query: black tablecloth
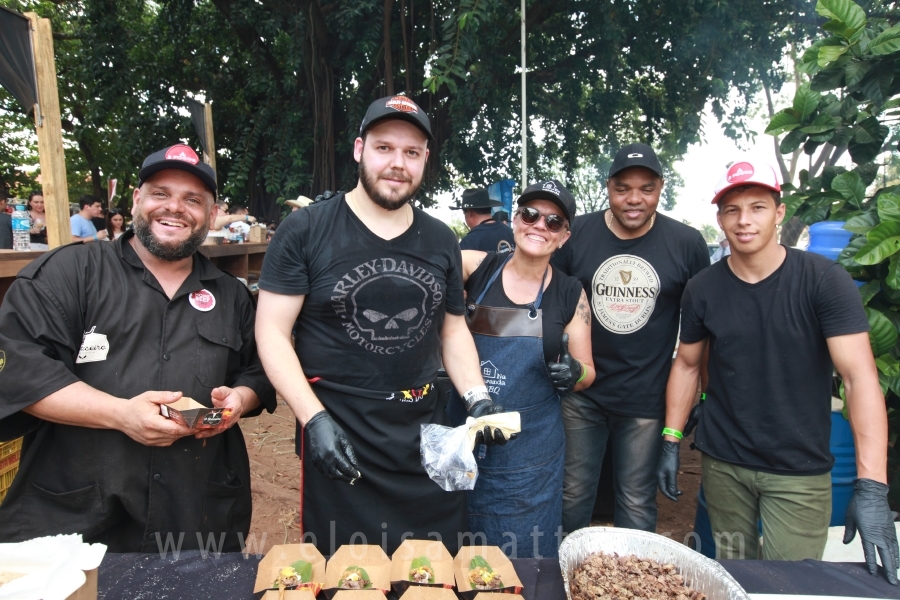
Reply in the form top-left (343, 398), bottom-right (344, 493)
top-left (98, 552), bottom-right (899, 599)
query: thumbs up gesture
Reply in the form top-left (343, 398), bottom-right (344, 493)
top-left (547, 333), bottom-right (584, 393)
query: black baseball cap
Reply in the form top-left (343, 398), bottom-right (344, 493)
top-left (608, 143), bottom-right (663, 179)
top-left (493, 210), bottom-right (510, 222)
top-left (450, 187), bottom-right (502, 210)
top-left (359, 95), bottom-right (433, 141)
top-left (516, 179), bottom-right (577, 223)
top-left (138, 144), bottom-right (217, 198)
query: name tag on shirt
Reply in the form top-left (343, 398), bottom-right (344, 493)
top-left (76, 326), bottom-right (110, 363)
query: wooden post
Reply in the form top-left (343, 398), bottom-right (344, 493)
top-left (25, 12), bottom-right (69, 249)
top-left (203, 102), bottom-right (216, 173)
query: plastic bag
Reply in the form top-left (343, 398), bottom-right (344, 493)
top-left (420, 413), bottom-right (521, 492)
top-left (420, 422), bottom-right (479, 491)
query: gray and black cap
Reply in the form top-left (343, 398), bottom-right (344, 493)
top-left (359, 95), bottom-right (433, 141)
top-left (608, 143), bottom-right (663, 179)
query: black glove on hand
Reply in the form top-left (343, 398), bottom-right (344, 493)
top-left (468, 399), bottom-right (513, 446)
top-left (683, 402), bottom-right (704, 438)
top-left (656, 440), bottom-right (683, 502)
top-left (843, 478), bottom-right (899, 585)
top-left (305, 410), bottom-right (360, 483)
top-left (547, 333), bottom-right (584, 393)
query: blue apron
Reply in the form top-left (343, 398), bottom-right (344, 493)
top-left (452, 254), bottom-right (565, 558)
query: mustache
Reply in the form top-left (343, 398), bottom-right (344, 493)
top-left (378, 170), bottom-right (412, 184)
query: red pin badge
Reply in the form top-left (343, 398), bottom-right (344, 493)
top-left (189, 289), bottom-right (216, 312)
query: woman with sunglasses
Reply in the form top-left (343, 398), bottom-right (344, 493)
top-left (452, 179), bottom-right (595, 558)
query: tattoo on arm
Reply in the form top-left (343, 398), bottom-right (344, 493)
top-left (577, 291), bottom-right (591, 325)
top-left (474, 255), bottom-right (485, 269)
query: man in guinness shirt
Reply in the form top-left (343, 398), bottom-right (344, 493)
top-left (552, 143), bottom-right (709, 533)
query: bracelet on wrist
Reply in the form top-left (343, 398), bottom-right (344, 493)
top-left (463, 386), bottom-right (491, 410)
top-left (92, 233), bottom-right (98, 241)
top-left (662, 427), bottom-right (683, 440)
top-left (576, 360), bottom-right (587, 384)
top-left (699, 392), bottom-right (707, 402)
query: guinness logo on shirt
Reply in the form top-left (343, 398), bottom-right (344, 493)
top-left (591, 255), bottom-right (659, 334)
top-left (331, 258), bottom-right (444, 355)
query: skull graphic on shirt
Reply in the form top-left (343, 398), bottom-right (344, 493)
top-left (351, 274), bottom-right (428, 341)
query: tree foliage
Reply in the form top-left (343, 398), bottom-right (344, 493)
top-left (769, 0), bottom-right (900, 505)
top-left (2, 0), bottom-right (822, 219)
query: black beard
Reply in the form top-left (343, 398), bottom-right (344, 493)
top-left (133, 212), bottom-right (207, 261)
top-left (358, 157), bottom-right (421, 211)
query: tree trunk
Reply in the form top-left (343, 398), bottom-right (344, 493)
top-left (780, 216), bottom-right (806, 247)
top-left (383, 0), bottom-right (395, 95)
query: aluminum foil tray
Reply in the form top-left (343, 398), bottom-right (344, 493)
top-left (559, 527), bottom-right (750, 600)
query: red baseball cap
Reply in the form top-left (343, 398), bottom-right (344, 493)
top-left (712, 160), bottom-right (781, 205)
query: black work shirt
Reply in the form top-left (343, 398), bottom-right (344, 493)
top-left (0, 232), bottom-right (275, 551)
top-left (459, 219), bottom-right (515, 253)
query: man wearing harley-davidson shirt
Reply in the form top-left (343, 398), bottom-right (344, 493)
top-left (257, 96), bottom-right (510, 555)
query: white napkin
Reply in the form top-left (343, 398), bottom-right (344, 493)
top-left (0, 534), bottom-right (107, 599)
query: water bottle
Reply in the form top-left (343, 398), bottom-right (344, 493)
top-left (11, 202), bottom-right (31, 251)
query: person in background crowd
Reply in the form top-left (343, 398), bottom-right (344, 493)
top-left (256, 95), bottom-right (509, 555)
top-left (658, 160), bottom-right (898, 583)
top-left (710, 233), bottom-right (730, 263)
top-left (552, 143), bottom-right (709, 535)
top-left (71, 195), bottom-right (107, 242)
top-left (27, 192), bottom-right (48, 248)
top-left (452, 188), bottom-right (515, 253)
top-left (0, 194), bottom-right (11, 250)
top-left (451, 179), bottom-right (594, 558)
top-left (284, 195), bottom-right (312, 212)
top-left (493, 209), bottom-right (510, 226)
top-left (106, 208), bottom-right (128, 240)
top-left (92, 205), bottom-right (108, 235)
top-left (229, 206), bottom-right (252, 239)
top-left (0, 143), bottom-right (275, 552)
top-left (207, 200), bottom-right (256, 241)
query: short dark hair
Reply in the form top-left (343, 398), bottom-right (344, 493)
top-left (717, 185), bottom-right (781, 208)
top-left (79, 194), bottom-right (103, 210)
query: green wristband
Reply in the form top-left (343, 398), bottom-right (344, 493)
top-left (700, 392), bottom-right (707, 402)
top-left (576, 360), bottom-right (587, 384)
top-left (662, 427), bottom-right (683, 440)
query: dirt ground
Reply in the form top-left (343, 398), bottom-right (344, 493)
top-left (242, 400), bottom-right (702, 553)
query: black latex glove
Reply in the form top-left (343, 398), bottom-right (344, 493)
top-left (547, 333), bottom-right (584, 393)
top-left (683, 402), bottom-right (704, 438)
top-left (305, 410), bottom-right (360, 483)
top-left (656, 440), bottom-right (683, 502)
top-left (468, 399), bottom-right (514, 446)
top-left (843, 478), bottom-right (899, 585)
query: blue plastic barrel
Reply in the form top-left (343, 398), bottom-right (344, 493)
top-left (807, 221), bottom-right (852, 261)
top-left (829, 410), bottom-right (857, 526)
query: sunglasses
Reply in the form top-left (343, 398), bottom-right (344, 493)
top-left (517, 206), bottom-right (567, 232)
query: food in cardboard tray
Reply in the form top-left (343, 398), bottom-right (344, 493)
top-left (273, 560), bottom-right (313, 589)
top-left (570, 552), bottom-right (706, 600)
top-left (467, 555), bottom-right (503, 590)
top-left (408, 556), bottom-right (434, 584)
top-left (0, 572), bottom-right (26, 586)
top-left (338, 566), bottom-right (373, 589)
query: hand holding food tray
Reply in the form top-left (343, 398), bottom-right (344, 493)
top-left (159, 397), bottom-right (231, 429)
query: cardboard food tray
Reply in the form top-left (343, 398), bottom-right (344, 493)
top-left (453, 546), bottom-right (523, 598)
top-left (401, 587), bottom-right (458, 599)
top-left (332, 591), bottom-right (388, 599)
top-left (390, 539), bottom-right (455, 596)
top-left (159, 397), bottom-right (229, 429)
top-left (261, 591), bottom-right (317, 600)
top-left (323, 545), bottom-right (392, 599)
top-left (253, 543), bottom-right (327, 595)
top-left (473, 595), bottom-right (523, 600)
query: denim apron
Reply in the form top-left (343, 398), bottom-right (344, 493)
top-left (454, 254), bottom-right (565, 558)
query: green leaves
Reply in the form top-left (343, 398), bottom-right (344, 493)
top-left (816, 0), bottom-right (866, 38)
top-left (844, 211), bottom-right (879, 234)
top-left (793, 84), bottom-right (822, 120)
top-left (866, 307), bottom-right (899, 357)
top-left (855, 221), bottom-right (900, 264)
top-left (878, 193), bottom-right (900, 222)
top-left (868, 24), bottom-right (900, 55)
top-left (765, 110), bottom-right (802, 136)
top-left (800, 113), bottom-right (837, 134)
top-left (818, 44), bottom-right (848, 67)
top-left (831, 171), bottom-right (866, 208)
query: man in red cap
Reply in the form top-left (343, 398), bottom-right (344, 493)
top-left (657, 160), bottom-right (897, 584)
top-left (0, 144), bottom-right (275, 552)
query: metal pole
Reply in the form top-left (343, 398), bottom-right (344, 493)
top-left (521, 0), bottom-right (527, 189)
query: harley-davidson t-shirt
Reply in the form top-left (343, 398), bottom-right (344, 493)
top-left (552, 210), bottom-right (709, 418)
top-left (259, 194), bottom-right (465, 391)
